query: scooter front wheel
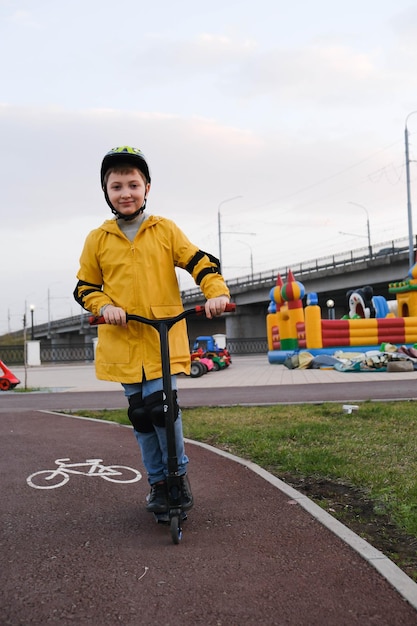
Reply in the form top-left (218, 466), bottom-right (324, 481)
top-left (170, 515), bottom-right (182, 544)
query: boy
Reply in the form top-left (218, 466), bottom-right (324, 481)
top-left (74, 146), bottom-right (230, 514)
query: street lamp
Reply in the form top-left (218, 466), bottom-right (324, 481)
top-left (326, 299), bottom-right (335, 320)
top-left (217, 196), bottom-right (243, 271)
top-left (237, 240), bottom-right (254, 279)
top-left (29, 304), bottom-right (35, 340)
top-left (405, 111), bottom-right (417, 268)
top-left (348, 202), bottom-right (372, 257)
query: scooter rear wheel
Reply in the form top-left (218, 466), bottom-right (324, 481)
top-left (170, 515), bottom-right (182, 544)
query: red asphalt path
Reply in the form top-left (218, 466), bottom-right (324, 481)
top-left (2, 408), bottom-right (417, 625)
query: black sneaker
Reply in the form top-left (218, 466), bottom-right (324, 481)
top-left (146, 481), bottom-right (168, 513)
top-left (180, 475), bottom-right (194, 511)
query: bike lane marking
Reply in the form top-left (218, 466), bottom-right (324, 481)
top-left (27, 458), bottom-right (142, 489)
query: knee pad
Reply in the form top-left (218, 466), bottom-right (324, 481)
top-left (144, 390), bottom-right (179, 428)
top-left (127, 392), bottom-right (154, 433)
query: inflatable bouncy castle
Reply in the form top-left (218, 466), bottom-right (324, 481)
top-left (267, 261), bottom-right (417, 364)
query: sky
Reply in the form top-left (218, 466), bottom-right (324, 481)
top-left (1, 0), bottom-right (417, 334)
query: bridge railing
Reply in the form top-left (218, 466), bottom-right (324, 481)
top-left (33, 313), bottom-right (91, 335)
top-left (181, 236), bottom-right (413, 302)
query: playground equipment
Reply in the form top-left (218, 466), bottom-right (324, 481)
top-left (267, 262), bottom-right (417, 364)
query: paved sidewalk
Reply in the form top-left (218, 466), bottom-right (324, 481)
top-left (11, 354), bottom-right (417, 393)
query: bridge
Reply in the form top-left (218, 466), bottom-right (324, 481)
top-left (4, 237), bottom-right (416, 351)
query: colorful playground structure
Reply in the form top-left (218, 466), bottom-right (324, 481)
top-left (267, 262), bottom-right (417, 364)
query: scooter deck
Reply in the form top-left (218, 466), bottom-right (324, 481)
top-left (154, 511), bottom-right (188, 525)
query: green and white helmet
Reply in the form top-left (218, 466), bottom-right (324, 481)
top-left (100, 146), bottom-right (151, 220)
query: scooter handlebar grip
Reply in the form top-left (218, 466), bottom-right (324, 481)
top-left (89, 315), bottom-right (106, 326)
top-left (194, 303), bottom-right (236, 315)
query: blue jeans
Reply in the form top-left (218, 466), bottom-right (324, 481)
top-left (123, 375), bottom-right (189, 485)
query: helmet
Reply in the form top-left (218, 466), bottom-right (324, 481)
top-left (100, 146), bottom-right (151, 187)
top-left (100, 146), bottom-right (151, 220)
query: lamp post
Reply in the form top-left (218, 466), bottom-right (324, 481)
top-left (326, 299), bottom-right (335, 320)
top-left (348, 202), bottom-right (372, 258)
top-left (23, 309), bottom-right (28, 388)
top-left (217, 196), bottom-right (242, 271)
top-left (405, 111), bottom-right (417, 268)
top-left (237, 240), bottom-right (254, 279)
top-left (29, 304), bottom-right (35, 340)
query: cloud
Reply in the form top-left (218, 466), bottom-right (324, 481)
top-left (141, 32), bottom-right (257, 78)
top-left (6, 9), bottom-right (39, 27)
top-left (0, 105), bottom-right (261, 228)
top-left (221, 39), bottom-right (417, 111)
top-left (0, 103), bottom-right (409, 230)
top-left (391, 4), bottom-right (417, 42)
top-left (0, 103), bottom-right (409, 293)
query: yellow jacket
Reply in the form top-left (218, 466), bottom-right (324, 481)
top-left (74, 215), bottom-right (230, 383)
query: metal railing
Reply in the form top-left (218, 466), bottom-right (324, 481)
top-left (0, 344), bottom-right (94, 365)
top-left (41, 345), bottom-right (94, 363)
top-left (182, 236), bottom-right (415, 301)
top-left (1, 339), bottom-right (266, 364)
top-left (226, 338), bottom-right (267, 354)
top-left (0, 345), bottom-right (25, 365)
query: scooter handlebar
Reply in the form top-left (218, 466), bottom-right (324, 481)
top-left (194, 302), bottom-right (236, 316)
top-left (89, 315), bottom-right (106, 325)
top-left (88, 302), bottom-right (236, 326)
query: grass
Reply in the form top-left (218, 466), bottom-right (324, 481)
top-left (68, 401), bottom-right (417, 578)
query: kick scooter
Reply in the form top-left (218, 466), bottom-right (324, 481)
top-left (90, 303), bottom-right (235, 544)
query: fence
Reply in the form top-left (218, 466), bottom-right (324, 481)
top-left (41, 344), bottom-right (95, 363)
top-left (0, 344), bottom-right (94, 365)
top-left (0, 345), bottom-right (25, 365)
top-left (226, 338), bottom-right (267, 354)
top-left (1, 338), bottom-right (266, 365)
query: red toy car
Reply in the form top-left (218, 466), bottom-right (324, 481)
top-left (0, 360), bottom-right (20, 390)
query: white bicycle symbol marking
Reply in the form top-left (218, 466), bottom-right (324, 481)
top-left (26, 458), bottom-right (142, 490)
